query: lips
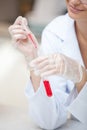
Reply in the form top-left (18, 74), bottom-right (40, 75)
top-left (69, 4), bottom-right (84, 13)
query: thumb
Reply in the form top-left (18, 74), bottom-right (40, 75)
top-left (22, 17), bottom-right (28, 26)
top-left (14, 16), bottom-right (23, 25)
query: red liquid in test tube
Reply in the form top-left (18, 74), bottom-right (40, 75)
top-left (43, 80), bottom-right (53, 97)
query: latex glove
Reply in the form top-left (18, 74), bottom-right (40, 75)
top-left (8, 16), bottom-right (39, 62)
top-left (29, 53), bottom-right (83, 83)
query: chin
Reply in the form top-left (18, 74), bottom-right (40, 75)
top-left (68, 11), bottom-right (87, 22)
top-left (68, 11), bottom-right (77, 20)
top-left (68, 9), bottom-right (83, 20)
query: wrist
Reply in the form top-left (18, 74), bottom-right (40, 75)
top-left (25, 53), bottom-right (38, 69)
top-left (75, 67), bottom-right (87, 93)
top-left (30, 70), bottom-right (41, 92)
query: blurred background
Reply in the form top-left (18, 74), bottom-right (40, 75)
top-left (0, 0), bottom-right (67, 38)
top-left (0, 0), bottom-right (67, 114)
top-left (0, 0), bottom-right (67, 129)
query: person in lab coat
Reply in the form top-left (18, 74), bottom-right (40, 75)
top-left (9, 0), bottom-right (87, 129)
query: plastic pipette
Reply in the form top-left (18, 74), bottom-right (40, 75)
top-left (22, 22), bottom-right (38, 48)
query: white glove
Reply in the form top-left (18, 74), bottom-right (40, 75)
top-left (29, 53), bottom-right (83, 83)
top-left (8, 16), bottom-right (39, 62)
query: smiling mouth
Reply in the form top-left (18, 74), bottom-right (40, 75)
top-left (69, 5), bottom-right (84, 13)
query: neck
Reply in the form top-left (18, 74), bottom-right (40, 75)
top-left (75, 20), bottom-right (87, 69)
top-left (75, 20), bottom-right (87, 41)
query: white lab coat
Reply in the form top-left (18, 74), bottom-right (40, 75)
top-left (25, 13), bottom-right (87, 130)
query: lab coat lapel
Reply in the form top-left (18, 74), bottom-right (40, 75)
top-left (60, 20), bottom-right (84, 66)
top-left (68, 83), bottom-right (87, 125)
top-left (63, 17), bottom-right (87, 124)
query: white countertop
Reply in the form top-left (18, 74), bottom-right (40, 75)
top-left (0, 105), bottom-right (40, 130)
top-left (0, 105), bottom-right (87, 130)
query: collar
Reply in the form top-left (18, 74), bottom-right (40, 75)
top-left (56, 13), bottom-right (75, 41)
top-left (46, 13), bottom-right (75, 41)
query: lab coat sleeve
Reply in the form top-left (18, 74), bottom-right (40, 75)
top-left (25, 78), bottom-right (68, 130)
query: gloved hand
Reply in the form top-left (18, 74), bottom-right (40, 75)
top-left (8, 16), bottom-right (39, 62)
top-left (29, 53), bottom-right (83, 83)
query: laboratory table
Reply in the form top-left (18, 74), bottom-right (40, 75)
top-left (0, 105), bottom-right (87, 130)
